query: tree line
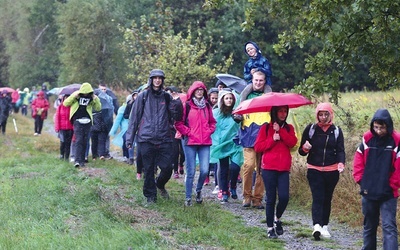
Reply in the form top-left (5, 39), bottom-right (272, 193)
top-left (0, 0), bottom-right (398, 101)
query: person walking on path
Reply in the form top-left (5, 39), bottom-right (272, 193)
top-left (64, 82), bottom-right (101, 168)
top-left (109, 95), bottom-right (130, 162)
top-left (125, 69), bottom-right (183, 204)
top-left (243, 41), bottom-right (273, 86)
top-left (31, 90), bottom-right (49, 136)
top-left (175, 81), bottom-right (216, 207)
top-left (54, 94), bottom-right (74, 160)
top-left (298, 102), bottom-right (346, 240)
top-left (254, 105), bottom-right (297, 239)
top-left (353, 108), bottom-right (400, 250)
top-left (232, 70), bottom-right (271, 209)
top-left (0, 90), bottom-right (12, 134)
top-left (210, 89), bottom-right (243, 203)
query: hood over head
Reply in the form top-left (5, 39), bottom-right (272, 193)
top-left (215, 79), bottom-right (226, 88)
top-left (370, 108), bottom-right (394, 135)
top-left (244, 41), bottom-right (262, 57)
top-left (315, 102), bottom-right (334, 125)
top-left (270, 105), bottom-right (289, 126)
top-left (147, 69), bottom-right (165, 90)
top-left (79, 82), bottom-right (94, 95)
top-left (165, 86), bottom-right (180, 93)
top-left (23, 87), bottom-right (29, 93)
top-left (37, 90), bottom-right (45, 98)
top-left (208, 87), bottom-right (219, 96)
top-left (217, 88), bottom-right (235, 108)
top-left (187, 81), bottom-right (208, 100)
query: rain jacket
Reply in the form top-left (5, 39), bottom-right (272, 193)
top-left (254, 106), bottom-right (297, 171)
top-left (109, 104), bottom-right (129, 148)
top-left (175, 81), bottom-right (216, 146)
top-left (31, 91), bottom-right (49, 119)
top-left (54, 102), bottom-right (73, 132)
top-left (244, 41), bottom-right (273, 85)
top-left (210, 89), bottom-right (243, 166)
top-left (234, 83), bottom-right (271, 148)
top-left (298, 103), bottom-right (345, 169)
top-left (353, 108), bottom-right (400, 200)
top-left (63, 82), bottom-right (101, 124)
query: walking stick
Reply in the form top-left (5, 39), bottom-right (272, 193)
top-left (12, 118), bottom-right (18, 134)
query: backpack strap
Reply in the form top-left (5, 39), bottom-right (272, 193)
top-left (309, 123), bottom-right (339, 141)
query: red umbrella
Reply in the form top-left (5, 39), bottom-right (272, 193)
top-left (59, 83), bottom-right (81, 95)
top-left (233, 92), bottom-right (313, 115)
top-left (0, 87), bottom-right (15, 93)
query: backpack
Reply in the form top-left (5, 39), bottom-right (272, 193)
top-left (308, 123), bottom-right (339, 141)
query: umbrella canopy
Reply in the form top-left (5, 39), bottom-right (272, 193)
top-left (59, 83), bottom-right (81, 95)
top-left (233, 92), bottom-right (313, 115)
top-left (216, 74), bottom-right (247, 93)
top-left (48, 87), bottom-right (62, 96)
top-left (0, 87), bottom-right (15, 93)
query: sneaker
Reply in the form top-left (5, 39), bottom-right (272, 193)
top-left (321, 225), bottom-right (331, 238)
top-left (147, 197), bottom-right (156, 204)
top-left (274, 220), bottom-right (284, 235)
top-left (70, 157), bottom-right (75, 163)
top-left (217, 190), bottom-right (223, 200)
top-left (84, 158), bottom-right (89, 163)
top-left (212, 185), bottom-right (220, 194)
top-left (267, 228), bottom-right (278, 239)
top-left (313, 224), bottom-right (322, 241)
top-left (243, 198), bottom-right (251, 208)
top-left (230, 189), bottom-right (238, 199)
top-left (184, 199), bottom-right (192, 207)
top-left (237, 175), bottom-right (242, 184)
top-left (100, 156), bottom-right (105, 160)
top-left (136, 173), bottom-right (142, 180)
top-left (209, 171), bottom-right (214, 177)
top-left (128, 158), bottom-right (134, 165)
top-left (203, 176), bottom-right (210, 186)
top-left (158, 188), bottom-right (170, 199)
top-left (173, 171), bottom-right (179, 179)
top-left (178, 165), bottom-right (184, 175)
top-left (196, 191), bottom-right (203, 204)
top-left (34, 133), bottom-right (38, 136)
top-left (59, 155), bottom-right (64, 160)
top-left (252, 202), bottom-right (265, 209)
top-left (74, 162), bottom-right (80, 168)
top-left (220, 194), bottom-right (228, 204)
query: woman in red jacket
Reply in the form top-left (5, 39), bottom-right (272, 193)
top-left (54, 94), bottom-right (74, 160)
top-left (254, 105), bottom-right (297, 239)
top-left (31, 90), bottom-right (49, 135)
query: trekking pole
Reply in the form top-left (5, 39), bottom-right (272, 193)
top-left (12, 118), bottom-right (18, 134)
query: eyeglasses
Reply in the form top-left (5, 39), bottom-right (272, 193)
top-left (195, 89), bottom-right (204, 92)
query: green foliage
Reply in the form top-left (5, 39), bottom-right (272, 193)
top-left (122, 4), bottom-right (233, 91)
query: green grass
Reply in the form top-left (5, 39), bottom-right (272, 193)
top-left (0, 113), bottom-right (284, 249)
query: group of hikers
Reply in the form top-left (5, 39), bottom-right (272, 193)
top-left (1, 40), bottom-right (398, 249)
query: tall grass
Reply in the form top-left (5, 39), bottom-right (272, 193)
top-left (290, 89), bottom-right (400, 228)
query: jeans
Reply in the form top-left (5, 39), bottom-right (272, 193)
top-left (73, 120), bottom-right (92, 165)
top-left (91, 130), bottom-right (108, 158)
top-left (184, 145), bottom-right (210, 200)
top-left (362, 197), bottom-right (398, 250)
top-left (262, 169), bottom-right (290, 227)
top-left (139, 142), bottom-right (173, 199)
top-left (219, 157), bottom-right (240, 193)
top-left (307, 169), bottom-right (339, 226)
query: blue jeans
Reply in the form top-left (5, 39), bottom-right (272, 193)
top-left (262, 169), bottom-right (290, 227)
top-left (184, 145), bottom-right (210, 200)
top-left (362, 197), bottom-right (398, 250)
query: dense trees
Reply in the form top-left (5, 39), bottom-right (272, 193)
top-left (0, 0), bottom-right (397, 98)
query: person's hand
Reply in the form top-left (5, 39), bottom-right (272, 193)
top-left (273, 132), bottom-right (280, 141)
top-left (303, 140), bottom-right (312, 150)
top-left (126, 143), bottom-right (132, 149)
top-left (250, 68), bottom-right (256, 75)
top-left (338, 163), bottom-right (345, 173)
top-left (272, 122), bottom-right (280, 132)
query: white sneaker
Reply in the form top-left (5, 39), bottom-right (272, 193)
top-left (321, 225), bottom-right (331, 238)
top-left (312, 224), bottom-right (322, 240)
top-left (212, 185), bottom-right (220, 194)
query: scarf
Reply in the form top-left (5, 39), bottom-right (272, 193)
top-left (193, 97), bottom-right (206, 109)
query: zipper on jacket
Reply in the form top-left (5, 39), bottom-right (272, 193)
top-left (322, 134), bottom-right (329, 167)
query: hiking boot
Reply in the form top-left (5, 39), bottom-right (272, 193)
top-left (313, 224), bottom-right (322, 241)
top-left (173, 171), bottom-right (179, 179)
top-left (267, 228), bottom-right (278, 239)
top-left (178, 165), bottom-right (184, 175)
top-left (158, 188), bottom-right (170, 199)
top-left (212, 185), bottom-right (219, 194)
top-left (203, 176), bottom-right (210, 186)
top-left (74, 162), bottom-right (80, 168)
top-left (195, 191), bottom-right (203, 204)
top-left (321, 225), bottom-right (331, 238)
top-left (230, 189), bottom-right (238, 199)
top-left (243, 198), bottom-right (251, 208)
top-left (184, 199), bottom-right (192, 207)
top-left (274, 220), bottom-right (284, 235)
top-left (252, 201), bottom-right (265, 209)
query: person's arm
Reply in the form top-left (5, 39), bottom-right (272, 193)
top-left (63, 91), bottom-right (79, 107)
top-left (254, 124), bottom-right (273, 153)
top-left (280, 124), bottom-right (298, 149)
top-left (353, 141), bottom-right (365, 184)
top-left (92, 95), bottom-right (101, 111)
top-left (298, 124), bottom-right (312, 156)
top-left (125, 93), bottom-right (144, 148)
